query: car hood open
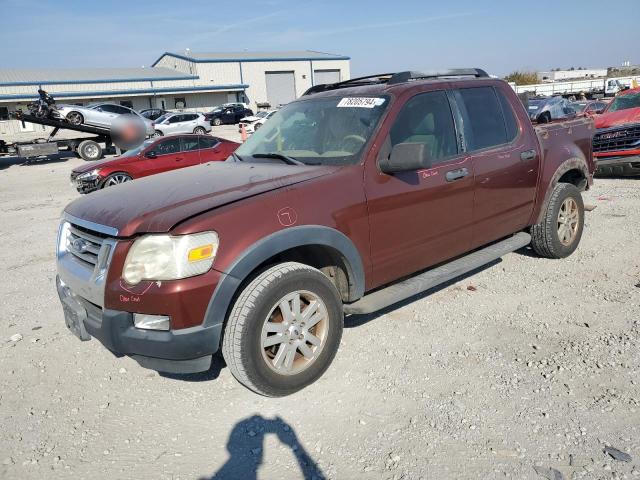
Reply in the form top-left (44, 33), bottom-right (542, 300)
top-left (595, 107), bottom-right (640, 129)
top-left (64, 161), bottom-right (339, 237)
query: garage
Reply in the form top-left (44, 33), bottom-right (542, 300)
top-left (265, 71), bottom-right (296, 108)
top-left (314, 69), bottom-right (341, 85)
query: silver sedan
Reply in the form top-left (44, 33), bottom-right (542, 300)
top-left (56, 102), bottom-right (154, 136)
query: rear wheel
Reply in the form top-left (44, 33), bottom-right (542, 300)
top-left (222, 262), bottom-right (343, 397)
top-left (193, 126), bottom-right (207, 134)
top-left (152, 130), bottom-right (163, 137)
top-left (66, 111), bottom-right (84, 126)
top-left (77, 140), bottom-right (102, 161)
top-left (212, 118), bottom-right (222, 126)
top-left (530, 183), bottom-right (584, 258)
top-left (254, 122), bottom-right (262, 131)
top-left (101, 173), bottom-right (132, 188)
top-left (537, 112), bottom-right (551, 124)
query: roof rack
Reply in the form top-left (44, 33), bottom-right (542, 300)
top-left (303, 68), bottom-right (489, 96)
top-left (387, 68), bottom-right (489, 84)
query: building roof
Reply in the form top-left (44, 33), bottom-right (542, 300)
top-left (153, 50), bottom-right (350, 65)
top-left (0, 67), bottom-right (197, 86)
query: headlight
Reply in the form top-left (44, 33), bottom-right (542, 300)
top-left (76, 169), bottom-right (99, 180)
top-left (122, 232), bottom-right (219, 285)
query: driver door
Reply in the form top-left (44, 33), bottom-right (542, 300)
top-left (364, 89), bottom-right (475, 288)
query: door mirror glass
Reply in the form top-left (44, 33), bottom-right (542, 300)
top-left (380, 142), bottom-right (432, 174)
top-left (145, 151), bottom-right (157, 159)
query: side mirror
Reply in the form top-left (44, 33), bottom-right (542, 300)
top-left (379, 142), bottom-right (432, 174)
top-left (145, 151), bottom-right (157, 159)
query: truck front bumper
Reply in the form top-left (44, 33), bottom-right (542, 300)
top-left (595, 155), bottom-right (640, 177)
top-left (56, 275), bottom-right (222, 374)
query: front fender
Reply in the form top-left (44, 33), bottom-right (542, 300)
top-left (202, 225), bottom-right (365, 329)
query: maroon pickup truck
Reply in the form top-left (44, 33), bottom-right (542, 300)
top-left (56, 69), bottom-right (595, 396)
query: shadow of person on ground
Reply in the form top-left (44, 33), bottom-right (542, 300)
top-left (199, 415), bottom-right (326, 480)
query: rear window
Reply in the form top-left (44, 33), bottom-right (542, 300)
top-left (454, 87), bottom-right (513, 151)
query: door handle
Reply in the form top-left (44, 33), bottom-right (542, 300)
top-left (520, 149), bottom-right (537, 161)
top-left (175, 157), bottom-right (183, 161)
top-left (445, 167), bottom-right (469, 182)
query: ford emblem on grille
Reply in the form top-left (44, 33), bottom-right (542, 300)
top-left (71, 238), bottom-right (89, 253)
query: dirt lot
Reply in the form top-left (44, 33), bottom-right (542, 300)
top-left (1, 136), bottom-right (639, 479)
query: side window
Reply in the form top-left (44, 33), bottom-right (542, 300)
top-left (496, 89), bottom-right (519, 141)
top-left (99, 104), bottom-right (116, 113)
top-left (155, 137), bottom-right (181, 155)
top-left (389, 90), bottom-right (458, 163)
top-left (454, 87), bottom-right (508, 151)
top-left (181, 137), bottom-right (200, 151)
top-left (187, 114), bottom-right (198, 121)
top-left (199, 136), bottom-right (219, 149)
top-left (168, 115), bottom-right (183, 124)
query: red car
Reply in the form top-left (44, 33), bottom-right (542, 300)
top-left (70, 134), bottom-right (239, 193)
top-left (593, 87), bottom-right (640, 176)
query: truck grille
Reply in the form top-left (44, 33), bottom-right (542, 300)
top-left (67, 224), bottom-right (107, 267)
top-left (593, 124), bottom-right (640, 153)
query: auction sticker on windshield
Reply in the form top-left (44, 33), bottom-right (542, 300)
top-left (337, 97), bottom-right (386, 108)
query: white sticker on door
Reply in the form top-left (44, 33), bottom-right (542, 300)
top-left (337, 97), bottom-right (385, 108)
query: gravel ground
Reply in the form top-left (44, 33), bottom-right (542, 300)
top-left (0, 140), bottom-right (639, 479)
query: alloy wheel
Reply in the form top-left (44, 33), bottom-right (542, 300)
top-left (260, 290), bottom-right (329, 375)
top-left (557, 197), bottom-right (580, 246)
top-left (104, 174), bottom-right (131, 187)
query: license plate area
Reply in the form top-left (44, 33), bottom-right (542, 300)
top-left (61, 292), bottom-right (91, 341)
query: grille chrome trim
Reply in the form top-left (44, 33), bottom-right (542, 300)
top-left (63, 212), bottom-right (119, 237)
top-left (56, 217), bottom-right (117, 307)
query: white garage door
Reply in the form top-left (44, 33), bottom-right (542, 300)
top-left (265, 71), bottom-right (296, 108)
top-left (314, 69), bottom-right (341, 85)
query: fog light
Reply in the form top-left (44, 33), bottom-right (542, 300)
top-left (133, 314), bottom-right (170, 331)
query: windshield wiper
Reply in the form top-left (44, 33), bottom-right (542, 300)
top-left (231, 152), bottom-right (244, 162)
top-left (252, 153), bottom-right (305, 166)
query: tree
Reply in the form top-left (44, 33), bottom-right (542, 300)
top-left (504, 71), bottom-right (539, 85)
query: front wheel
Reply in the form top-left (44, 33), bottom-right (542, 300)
top-left (101, 173), bottom-right (132, 188)
top-left (222, 262), bottom-right (343, 397)
top-left (530, 183), bottom-right (584, 258)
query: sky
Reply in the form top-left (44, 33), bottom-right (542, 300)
top-left (1, 0), bottom-right (638, 77)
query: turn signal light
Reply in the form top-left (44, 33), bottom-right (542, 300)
top-left (188, 244), bottom-right (214, 262)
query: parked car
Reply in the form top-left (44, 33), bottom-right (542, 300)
top-left (70, 134), bottom-right (239, 193)
top-left (571, 100), bottom-right (607, 116)
top-left (139, 108), bottom-right (169, 121)
top-left (205, 104), bottom-right (254, 126)
top-left (56, 102), bottom-right (155, 136)
top-left (592, 87), bottom-right (640, 176)
top-left (56, 69), bottom-right (594, 396)
top-left (238, 110), bottom-right (277, 134)
top-left (151, 112), bottom-right (211, 136)
top-left (528, 96), bottom-right (577, 123)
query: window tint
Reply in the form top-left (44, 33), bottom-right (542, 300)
top-left (496, 89), bottom-right (519, 141)
top-left (168, 115), bottom-right (183, 124)
top-left (186, 114), bottom-right (198, 121)
top-left (455, 87), bottom-right (509, 151)
top-left (389, 90), bottom-right (457, 163)
top-left (199, 136), bottom-right (219, 149)
top-left (155, 137), bottom-right (181, 155)
top-left (181, 137), bottom-right (200, 151)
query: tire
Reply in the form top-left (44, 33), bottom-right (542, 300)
top-left (212, 118), bottom-right (222, 126)
top-left (254, 122), bottom-right (262, 131)
top-left (66, 111), bottom-right (84, 126)
top-left (537, 112), bottom-right (551, 124)
top-left (152, 130), bottom-right (163, 137)
top-left (222, 262), bottom-right (343, 397)
top-left (193, 126), bottom-right (207, 134)
top-left (101, 172), bottom-right (132, 189)
top-left (530, 183), bottom-right (584, 259)
top-left (77, 140), bottom-right (103, 161)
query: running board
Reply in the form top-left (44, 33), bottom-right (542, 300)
top-left (343, 232), bottom-right (531, 315)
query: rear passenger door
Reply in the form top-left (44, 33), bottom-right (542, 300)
top-left (365, 89), bottom-right (475, 287)
top-left (179, 136), bottom-right (202, 167)
top-left (197, 136), bottom-right (223, 162)
top-left (452, 86), bottom-right (540, 248)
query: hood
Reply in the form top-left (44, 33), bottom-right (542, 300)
top-left (72, 154), bottom-right (137, 174)
top-left (64, 161), bottom-right (339, 237)
top-left (595, 107), bottom-right (640, 129)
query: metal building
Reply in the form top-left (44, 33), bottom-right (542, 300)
top-left (0, 50), bottom-right (350, 142)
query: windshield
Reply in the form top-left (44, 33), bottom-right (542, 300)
top-left (572, 102), bottom-right (588, 112)
top-left (119, 139), bottom-right (155, 158)
top-left (235, 95), bottom-right (389, 166)
top-left (606, 92), bottom-right (640, 112)
top-left (155, 113), bottom-right (170, 123)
